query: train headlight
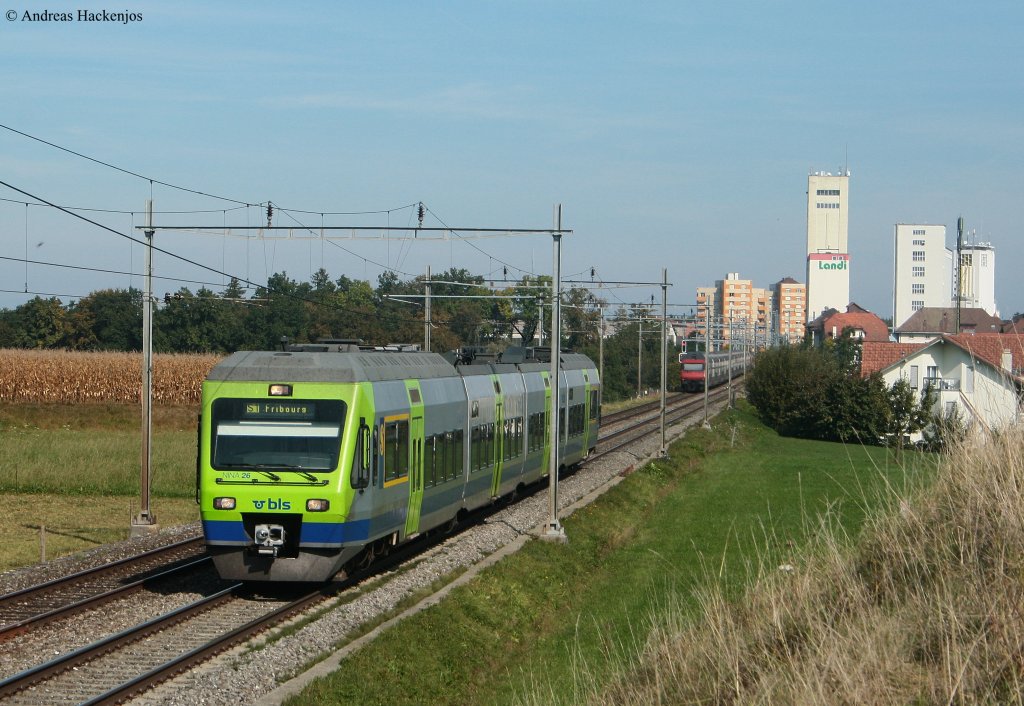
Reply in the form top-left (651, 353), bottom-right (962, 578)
top-left (268, 384), bottom-right (293, 396)
top-left (213, 497), bottom-right (236, 510)
top-left (306, 499), bottom-right (330, 512)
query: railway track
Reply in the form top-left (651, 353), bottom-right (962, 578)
top-left (0, 386), bottom-right (737, 704)
top-left (0, 538), bottom-right (207, 641)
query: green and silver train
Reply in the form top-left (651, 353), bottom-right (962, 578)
top-left (197, 343), bottom-right (600, 582)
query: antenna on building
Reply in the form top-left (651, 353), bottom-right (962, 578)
top-left (956, 215), bottom-right (964, 333)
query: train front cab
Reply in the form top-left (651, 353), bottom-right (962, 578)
top-left (199, 378), bottom-right (371, 582)
top-left (679, 353), bottom-right (706, 392)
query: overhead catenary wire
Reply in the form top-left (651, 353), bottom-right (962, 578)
top-left (0, 122), bottom-right (421, 216)
top-left (0, 179), bottom-right (441, 327)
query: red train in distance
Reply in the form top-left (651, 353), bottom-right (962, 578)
top-left (678, 350), bottom-right (745, 392)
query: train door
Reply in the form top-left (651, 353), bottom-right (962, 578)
top-left (404, 414), bottom-right (424, 538)
top-left (542, 373), bottom-right (552, 477)
top-left (491, 401), bottom-right (504, 498)
top-left (404, 382), bottom-right (425, 538)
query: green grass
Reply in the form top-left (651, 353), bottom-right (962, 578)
top-left (286, 403), bottom-right (932, 706)
top-left (0, 402), bottom-right (200, 572)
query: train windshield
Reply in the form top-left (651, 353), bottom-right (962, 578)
top-left (682, 363), bottom-right (704, 371)
top-left (211, 399), bottom-right (345, 472)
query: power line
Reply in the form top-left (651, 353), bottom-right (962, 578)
top-left (0, 123), bottom-right (421, 216)
top-left (0, 122), bottom-right (255, 207)
top-left (0, 179), bottom-right (434, 326)
top-left (0, 195), bottom-right (250, 215)
top-left (0, 255), bottom-right (239, 291)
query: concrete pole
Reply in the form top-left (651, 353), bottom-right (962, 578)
top-left (543, 204), bottom-right (566, 541)
top-left (659, 268), bottom-right (668, 456)
top-left (132, 200), bottom-right (158, 536)
top-left (424, 264), bottom-right (431, 352)
top-left (637, 319), bottom-right (643, 397)
top-left (703, 307), bottom-right (711, 427)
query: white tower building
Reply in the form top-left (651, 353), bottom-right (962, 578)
top-left (957, 241), bottom-right (998, 317)
top-left (806, 171), bottom-right (850, 321)
top-left (892, 224), bottom-right (951, 329)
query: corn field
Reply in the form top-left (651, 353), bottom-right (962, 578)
top-left (0, 349), bottom-right (222, 405)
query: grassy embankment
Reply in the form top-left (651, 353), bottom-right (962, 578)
top-left (285, 402), bottom-right (933, 705)
top-left (0, 403), bottom-right (200, 571)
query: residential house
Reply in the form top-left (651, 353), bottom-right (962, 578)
top-left (862, 334), bottom-right (1024, 437)
top-left (893, 306), bottom-right (1003, 344)
top-left (806, 303), bottom-right (890, 346)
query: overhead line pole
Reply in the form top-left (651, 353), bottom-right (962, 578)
top-left (660, 268), bottom-right (668, 456)
top-left (542, 204), bottom-right (567, 543)
top-left (132, 200), bottom-right (158, 536)
top-left (424, 264), bottom-right (431, 352)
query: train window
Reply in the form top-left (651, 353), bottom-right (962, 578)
top-left (212, 398), bottom-right (345, 473)
top-left (450, 429), bottom-right (464, 480)
top-left (503, 419), bottom-right (513, 461)
top-left (425, 435), bottom-right (437, 487)
top-left (383, 419), bottom-right (409, 483)
top-left (472, 423), bottom-right (494, 471)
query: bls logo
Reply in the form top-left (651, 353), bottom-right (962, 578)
top-left (253, 498), bottom-right (291, 510)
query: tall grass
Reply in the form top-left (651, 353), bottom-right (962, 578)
top-left (569, 427), bottom-right (1024, 705)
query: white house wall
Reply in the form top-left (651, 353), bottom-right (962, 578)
top-left (883, 343), bottom-right (1019, 436)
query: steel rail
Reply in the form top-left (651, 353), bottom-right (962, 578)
top-left (0, 555), bottom-right (212, 640)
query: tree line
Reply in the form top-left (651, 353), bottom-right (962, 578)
top-left (0, 267), bottom-right (677, 403)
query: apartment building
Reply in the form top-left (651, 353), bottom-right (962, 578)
top-left (893, 224), bottom-right (951, 329)
top-left (773, 277), bottom-right (807, 344)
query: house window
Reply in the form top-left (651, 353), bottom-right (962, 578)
top-left (816, 189), bottom-right (840, 196)
top-left (964, 366), bottom-right (975, 394)
top-left (945, 401), bottom-right (957, 416)
top-left (913, 229), bottom-right (926, 236)
top-left (912, 284), bottom-right (925, 294)
top-left (912, 267), bottom-right (925, 277)
top-left (912, 300), bottom-right (924, 311)
top-left (912, 239), bottom-right (926, 245)
top-left (912, 251), bottom-right (926, 262)
top-left (910, 365), bottom-right (919, 389)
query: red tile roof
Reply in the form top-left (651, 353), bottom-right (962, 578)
top-left (810, 309), bottom-right (890, 342)
top-left (860, 342), bottom-right (925, 377)
top-left (860, 334), bottom-right (1024, 381)
top-left (947, 333), bottom-right (1024, 378)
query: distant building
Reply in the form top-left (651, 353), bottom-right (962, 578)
top-left (1002, 315), bottom-right (1024, 335)
top-left (893, 306), bottom-right (1003, 344)
top-left (806, 171), bottom-right (850, 321)
top-left (893, 224), bottom-right (951, 331)
top-left (694, 274), bottom-right (771, 349)
top-left (806, 303), bottom-right (890, 346)
top-left (956, 242), bottom-right (998, 317)
top-left (772, 277), bottom-right (806, 344)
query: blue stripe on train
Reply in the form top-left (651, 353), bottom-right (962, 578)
top-left (202, 518), bottom-right (371, 546)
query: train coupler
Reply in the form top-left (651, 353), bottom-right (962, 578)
top-left (253, 524), bottom-right (286, 556)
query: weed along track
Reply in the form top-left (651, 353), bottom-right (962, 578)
top-left (0, 393), bottom-right (728, 705)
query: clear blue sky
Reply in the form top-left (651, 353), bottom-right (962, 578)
top-left (2, 1), bottom-right (1022, 321)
